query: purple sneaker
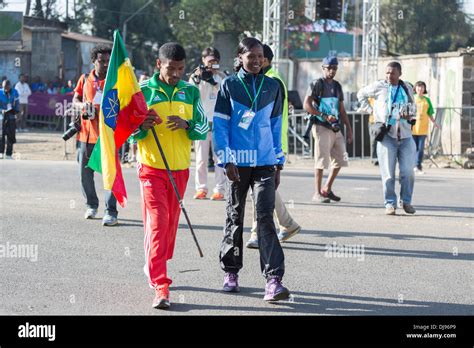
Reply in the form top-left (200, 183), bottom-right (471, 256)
top-left (264, 277), bottom-right (290, 301)
top-left (223, 272), bottom-right (240, 292)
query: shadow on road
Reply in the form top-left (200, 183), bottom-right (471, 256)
top-left (281, 241), bottom-right (474, 261)
top-left (169, 286), bottom-right (474, 315)
top-left (297, 229), bottom-right (474, 242)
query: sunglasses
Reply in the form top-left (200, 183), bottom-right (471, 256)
top-left (323, 65), bottom-right (338, 71)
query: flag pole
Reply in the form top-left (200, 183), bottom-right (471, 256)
top-left (150, 127), bottom-right (204, 258)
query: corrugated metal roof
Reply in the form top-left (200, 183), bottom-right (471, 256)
top-left (61, 31), bottom-right (112, 44)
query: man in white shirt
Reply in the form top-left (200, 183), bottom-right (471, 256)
top-left (189, 47), bottom-right (227, 201)
top-left (14, 74), bottom-right (32, 132)
top-left (357, 61), bottom-right (417, 215)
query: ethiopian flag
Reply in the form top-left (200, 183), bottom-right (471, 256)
top-left (88, 30), bottom-right (148, 207)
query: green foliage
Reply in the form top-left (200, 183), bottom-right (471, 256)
top-left (88, 0), bottom-right (176, 72)
top-left (169, 0), bottom-right (264, 68)
top-left (31, 0), bottom-right (60, 20)
top-left (379, 0), bottom-right (472, 55)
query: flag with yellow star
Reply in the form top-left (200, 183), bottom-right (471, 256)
top-left (88, 30), bottom-right (148, 207)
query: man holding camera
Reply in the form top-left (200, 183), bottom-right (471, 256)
top-left (0, 79), bottom-right (20, 159)
top-left (189, 47), bottom-right (227, 201)
top-left (72, 45), bottom-right (118, 226)
top-left (303, 56), bottom-right (353, 203)
top-left (357, 61), bottom-right (417, 215)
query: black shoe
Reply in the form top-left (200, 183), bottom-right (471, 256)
top-left (321, 190), bottom-right (341, 202)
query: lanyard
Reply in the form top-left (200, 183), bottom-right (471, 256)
top-left (238, 75), bottom-right (265, 111)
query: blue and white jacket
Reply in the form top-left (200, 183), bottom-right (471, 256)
top-left (0, 88), bottom-right (20, 113)
top-left (212, 68), bottom-right (284, 168)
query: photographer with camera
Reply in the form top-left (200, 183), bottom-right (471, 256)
top-left (357, 61), bottom-right (417, 215)
top-left (303, 56), bottom-right (353, 203)
top-left (71, 44), bottom-right (118, 226)
top-left (0, 79), bottom-right (20, 159)
top-left (189, 47), bottom-right (227, 201)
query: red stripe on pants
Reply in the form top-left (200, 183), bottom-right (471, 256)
top-left (138, 163), bottom-right (189, 288)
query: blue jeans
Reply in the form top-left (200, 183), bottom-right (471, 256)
top-left (77, 141), bottom-right (118, 217)
top-left (413, 135), bottom-right (427, 169)
top-left (377, 136), bottom-right (416, 207)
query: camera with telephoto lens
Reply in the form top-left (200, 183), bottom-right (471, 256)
top-left (303, 113), bottom-right (340, 141)
top-left (62, 104), bottom-right (94, 141)
top-left (62, 120), bottom-right (81, 141)
top-left (192, 64), bottom-right (218, 86)
top-left (303, 114), bottom-right (316, 142)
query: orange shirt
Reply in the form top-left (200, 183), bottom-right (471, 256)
top-left (74, 70), bottom-right (105, 144)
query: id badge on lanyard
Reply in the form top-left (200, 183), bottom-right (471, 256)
top-left (93, 88), bottom-right (103, 105)
top-left (238, 76), bottom-right (264, 130)
top-left (238, 110), bottom-right (256, 130)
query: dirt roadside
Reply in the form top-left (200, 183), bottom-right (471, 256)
top-left (6, 129), bottom-right (467, 170)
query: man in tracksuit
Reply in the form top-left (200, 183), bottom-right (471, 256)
top-left (213, 37), bottom-right (290, 302)
top-left (132, 43), bottom-right (209, 309)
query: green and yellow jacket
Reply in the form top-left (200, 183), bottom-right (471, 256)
top-left (133, 73), bottom-right (209, 170)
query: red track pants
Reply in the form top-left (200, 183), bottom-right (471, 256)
top-left (138, 163), bottom-right (189, 288)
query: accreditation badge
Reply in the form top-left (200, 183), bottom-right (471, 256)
top-left (93, 90), bottom-right (103, 106)
top-left (238, 110), bottom-right (256, 130)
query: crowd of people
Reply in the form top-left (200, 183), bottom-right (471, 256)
top-left (1, 38), bottom-right (441, 310)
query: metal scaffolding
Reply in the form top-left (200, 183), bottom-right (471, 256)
top-left (263, 0), bottom-right (282, 67)
top-left (361, 0), bottom-right (380, 85)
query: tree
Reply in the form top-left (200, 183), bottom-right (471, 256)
top-left (31, 0), bottom-right (59, 19)
top-left (379, 0), bottom-right (472, 55)
top-left (33, 0), bottom-right (44, 17)
top-left (89, 0), bottom-right (177, 72)
top-left (67, 0), bottom-right (92, 33)
top-left (169, 0), bottom-right (264, 68)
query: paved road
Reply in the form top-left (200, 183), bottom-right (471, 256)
top-left (0, 160), bottom-right (473, 315)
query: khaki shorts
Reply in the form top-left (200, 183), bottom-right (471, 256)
top-left (312, 124), bottom-right (348, 169)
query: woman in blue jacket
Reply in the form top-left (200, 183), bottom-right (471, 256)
top-left (213, 37), bottom-right (290, 302)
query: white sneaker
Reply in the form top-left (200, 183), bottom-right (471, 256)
top-left (245, 232), bottom-right (259, 249)
top-left (5, 155), bottom-right (13, 160)
top-left (0, 154), bottom-right (3, 159)
top-left (414, 167), bottom-right (425, 175)
top-left (102, 214), bottom-right (118, 226)
top-left (84, 208), bottom-right (98, 219)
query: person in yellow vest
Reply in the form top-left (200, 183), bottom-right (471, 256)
top-left (412, 81), bottom-right (440, 174)
top-left (246, 44), bottom-right (301, 249)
